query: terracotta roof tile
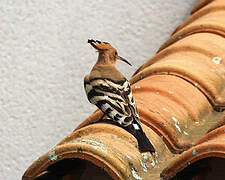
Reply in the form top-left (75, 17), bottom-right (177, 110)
top-left (161, 125), bottom-right (225, 180)
top-left (23, 0), bottom-right (225, 179)
top-left (132, 32), bottom-right (225, 111)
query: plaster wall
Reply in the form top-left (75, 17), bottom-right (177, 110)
top-left (0, 0), bottom-right (197, 179)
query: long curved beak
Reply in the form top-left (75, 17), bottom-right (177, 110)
top-left (118, 56), bottom-right (132, 66)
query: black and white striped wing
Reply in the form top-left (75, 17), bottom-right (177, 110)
top-left (84, 77), bottom-right (140, 126)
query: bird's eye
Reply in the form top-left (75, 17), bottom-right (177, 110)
top-left (115, 51), bottom-right (118, 56)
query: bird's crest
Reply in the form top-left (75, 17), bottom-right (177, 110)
top-left (88, 39), bottom-right (115, 51)
top-left (88, 39), bottom-right (132, 66)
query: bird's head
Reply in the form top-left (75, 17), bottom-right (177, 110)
top-left (88, 39), bottom-right (132, 66)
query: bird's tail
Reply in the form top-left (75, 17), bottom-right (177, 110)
top-left (126, 122), bottom-right (155, 153)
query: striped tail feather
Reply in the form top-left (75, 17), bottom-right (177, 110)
top-left (126, 122), bottom-right (155, 153)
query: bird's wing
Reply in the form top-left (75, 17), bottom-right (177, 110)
top-left (88, 78), bottom-right (140, 126)
top-left (84, 75), bottom-right (92, 97)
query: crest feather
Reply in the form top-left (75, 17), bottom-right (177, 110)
top-left (88, 39), bottom-right (115, 50)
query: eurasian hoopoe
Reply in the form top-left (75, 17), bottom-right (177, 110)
top-left (84, 39), bottom-right (155, 153)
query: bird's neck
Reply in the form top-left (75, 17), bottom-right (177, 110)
top-left (95, 53), bottom-right (116, 66)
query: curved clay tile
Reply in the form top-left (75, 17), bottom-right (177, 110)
top-left (191, 0), bottom-right (214, 14)
top-left (133, 32), bottom-right (225, 111)
top-left (23, 0), bottom-right (225, 179)
top-left (158, 0), bottom-right (225, 52)
top-left (161, 125), bottom-right (225, 180)
top-left (23, 122), bottom-right (172, 180)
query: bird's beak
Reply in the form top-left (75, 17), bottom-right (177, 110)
top-left (118, 56), bottom-right (132, 66)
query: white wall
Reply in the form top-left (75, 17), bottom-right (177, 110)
top-left (0, 0), bottom-right (198, 179)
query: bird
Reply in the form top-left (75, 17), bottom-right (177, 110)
top-left (84, 39), bottom-right (155, 153)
